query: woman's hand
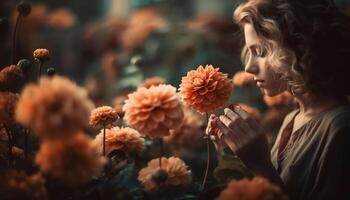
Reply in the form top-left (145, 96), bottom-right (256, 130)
top-left (207, 104), bottom-right (271, 173)
top-left (206, 115), bottom-right (226, 156)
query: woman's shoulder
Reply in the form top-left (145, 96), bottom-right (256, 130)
top-left (325, 104), bottom-right (350, 132)
top-left (279, 104), bottom-right (350, 135)
top-left (318, 104), bottom-right (350, 155)
top-left (311, 104), bottom-right (350, 145)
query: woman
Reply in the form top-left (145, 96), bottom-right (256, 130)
top-left (207, 0), bottom-right (350, 200)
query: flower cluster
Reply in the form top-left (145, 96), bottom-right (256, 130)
top-left (179, 65), bottom-right (233, 113)
top-left (123, 84), bottom-right (184, 138)
top-left (138, 157), bottom-right (192, 191)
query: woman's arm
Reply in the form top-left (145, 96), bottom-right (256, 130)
top-left (308, 120), bottom-right (350, 200)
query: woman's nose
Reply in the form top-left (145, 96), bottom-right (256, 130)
top-left (245, 57), bottom-right (259, 74)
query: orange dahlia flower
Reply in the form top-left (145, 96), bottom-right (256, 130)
top-left (93, 126), bottom-right (144, 156)
top-left (89, 106), bottom-right (119, 128)
top-left (179, 65), bottom-right (233, 113)
top-left (138, 156), bottom-right (192, 191)
top-left (232, 70), bottom-right (255, 87)
top-left (218, 177), bottom-right (287, 200)
top-left (142, 76), bottom-right (165, 89)
top-left (263, 91), bottom-right (295, 108)
top-left (35, 133), bottom-right (105, 186)
top-left (15, 76), bottom-right (94, 139)
top-left (123, 84), bottom-right (184, 138)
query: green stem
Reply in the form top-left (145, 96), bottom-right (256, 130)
top-left (37, 61), bottom-right (43, 81)
top-left (103, 126), bottom-right (106, 156)
top-left (159, 137), bottom-right (163, 169)
top-left (201, 112), bottom-right (211, 191)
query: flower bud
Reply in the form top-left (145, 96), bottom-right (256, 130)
top-left (46, 67), bottom-right (55, 76)
top-left (17, 59), bottom-right (32, 73)
top-left (17, 1), bottom-right (32, 17)
top-left (130, 55), bottom-right (144, 66)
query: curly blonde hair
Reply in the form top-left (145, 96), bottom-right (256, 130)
top-left (233, 0), bottom-right (350, 98)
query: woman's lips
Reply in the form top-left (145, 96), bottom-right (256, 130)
top-left (255, 80), bottom-right (265, 87)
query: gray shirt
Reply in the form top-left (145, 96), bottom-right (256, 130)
top-left (271, 104), bottom-right (350, 200)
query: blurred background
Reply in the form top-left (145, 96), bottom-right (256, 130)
top-left (1, 0), bottom-right (350, 107)
top-left (1, 1), bottom-right (350, 198)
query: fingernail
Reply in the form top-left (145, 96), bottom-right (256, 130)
top-left (230, 103), bottom-right (243, 111)
top-left (228, 103), bottom-right (236, 110)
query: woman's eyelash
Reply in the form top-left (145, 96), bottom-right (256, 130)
top-left (255, 47), bottom-right (266, 57)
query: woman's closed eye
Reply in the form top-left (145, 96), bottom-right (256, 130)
top-left (250, 45), bottom-right (266, 57)
top-left (255, 46), bottom-right (266, 57)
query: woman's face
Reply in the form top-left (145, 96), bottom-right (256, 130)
top-left (243, 23), bottom-right (288, 96)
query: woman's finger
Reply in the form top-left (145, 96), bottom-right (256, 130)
top-left (219, 115), bottom-right (244, 138)
top-left (220, 114), bottom-right (247, 140)
top-left (230, 104), bottom-right (263, 138)
top-left (206, 124), bottom-right (211, 135)
top-left (216, 118), bottom-right (240, 150)
top-left (230, 104), bottom-right (250, 120)
top-left (205, 114), bottom-right (216, 135)
top-left (216, 116), bottom-right (232, 136)
top-left (224, 108), bottom-right (240, 121)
